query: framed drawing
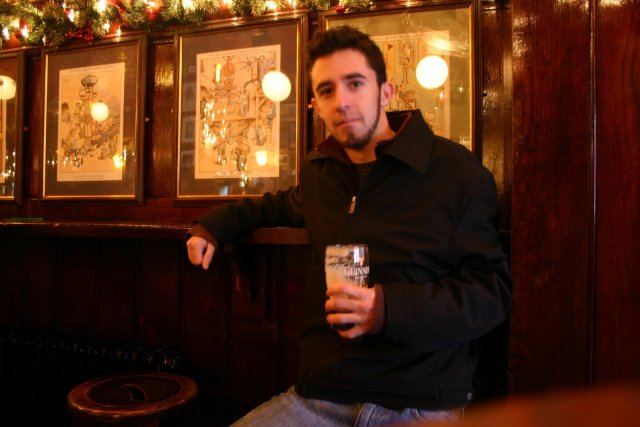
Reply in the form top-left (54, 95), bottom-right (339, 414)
top-left (0, 52), bottom-right (24, 204)
top-left (175, 13), bottom-right (307, 199)
top-left (320, 2), bottom-right (474, 151)
top-left (42, 34), bottom-right (147, 201)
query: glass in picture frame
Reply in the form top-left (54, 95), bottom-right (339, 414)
top-left (320, 3), bottom-right (474, 151)
top-left (175, 14), bottom-right (307, 199)
top-left (41, 34), bottom-right (147, 201)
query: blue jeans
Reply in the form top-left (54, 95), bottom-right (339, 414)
top-left (231, 386), bottom-right (463, 426)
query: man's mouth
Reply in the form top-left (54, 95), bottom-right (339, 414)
top-left (335, 117), bottom-right (359, 127)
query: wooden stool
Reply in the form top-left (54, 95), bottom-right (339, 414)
top-left (67, 371), bottom-right (198, 426)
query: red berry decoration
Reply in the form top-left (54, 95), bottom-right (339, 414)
top-left (335, 3), bottom-right (346, 13)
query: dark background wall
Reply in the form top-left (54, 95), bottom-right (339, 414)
top-left (508, 0), bottom-right (640, 392)
top-left (1, 0), bottom-right (639, 425)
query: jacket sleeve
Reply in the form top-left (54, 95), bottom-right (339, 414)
top-left (380, 172), bottom-right (513, 353)
top-left (195, 185), bottom-right (305, 246)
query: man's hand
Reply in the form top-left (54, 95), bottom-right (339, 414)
top-left (325, 283), bottom-right (376, 339)
top-left (186, 235), bottom-right (215, 270)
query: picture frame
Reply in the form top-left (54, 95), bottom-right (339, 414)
top-left (320, 2), bottom-right (475, 151)
top-left (175, 13), bottom-right (307, 199)
top-left (0, 52), bottom-right (25, 204)
top-left (42, 34), bottom-right (147, 201)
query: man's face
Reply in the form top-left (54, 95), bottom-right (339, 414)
top-left (310, 49), bottom-right (392, 149)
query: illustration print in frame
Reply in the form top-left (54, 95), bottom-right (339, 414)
top-left (321, 3), bottom-right (474, 151)
top-left (176, 14), bottom-right (306, 198)
top-left (42, 34), bottom-right (147, 200)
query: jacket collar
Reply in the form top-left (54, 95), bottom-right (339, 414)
top-left (311, 110), bottom-right (434, 173)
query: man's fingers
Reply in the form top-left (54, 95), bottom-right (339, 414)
top-left (201, 243), bottom-right (215, 270)
top-left (326, 283), bottom-right (368, 299)
top-left (187, 244), bottom-right (203, 266)
top-left (186, 236), bottom-right (214, 270)
top-left (337, 325), bottom-right (366, 339)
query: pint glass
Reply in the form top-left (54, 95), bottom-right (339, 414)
top-left (324, 244), bottom-right (369, 330)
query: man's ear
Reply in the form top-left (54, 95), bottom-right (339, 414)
top-left (380, 82), bottom-right (394, 107)
top-left (310, 97), bottom-right (320, 114)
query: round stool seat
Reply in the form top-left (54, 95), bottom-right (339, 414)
top-left (67, 371), bottom-right (198, 426)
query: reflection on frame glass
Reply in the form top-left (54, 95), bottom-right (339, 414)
top-left (42, 34), bottom-right (147, 201)
top-left (320, 3), bottom-right (474, 151)
top-left (176, 14), bottom-right (307, 199)
top-left (0, 52), bottom-right (24, 204)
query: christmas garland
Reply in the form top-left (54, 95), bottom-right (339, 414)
top-left (0, 0), bottom-right (372, 49)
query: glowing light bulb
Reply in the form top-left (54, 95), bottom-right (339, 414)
top-left (0, 75), bottom-right (17, 100)
top-left (95, 0), bottom-right (108, 13)
top-left (415, 55), bottom-right (449, 89)
top-left (261, 71), bottom-right (291, 102)
top-left (113, 154), bottom-right (124, 168)
top-left (91, 102), bottom-right (109, 122)
top-left (215, 63), bottom-right (222, 83)
top-left (255, 150), bottom-right (268, 166)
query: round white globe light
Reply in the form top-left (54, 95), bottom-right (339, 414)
top-left (0, 75), bottom-right (17, 100)
top-left (255, 150), bottom-right (268, 166)
top-left (91, 101), bottom-right (110, 122)
top-left (415, 55), bottom-right (449, 90)
top-left (261, 71), bottom-right (291, 102)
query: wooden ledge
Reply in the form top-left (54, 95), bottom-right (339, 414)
top-left (0, 220), bottom-right (309, 245)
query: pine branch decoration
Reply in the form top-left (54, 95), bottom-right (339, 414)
top-left (0, 0), bottom-right (376, 49)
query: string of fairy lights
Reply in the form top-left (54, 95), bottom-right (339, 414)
top-left (0, 0), bottom-right (372, 49)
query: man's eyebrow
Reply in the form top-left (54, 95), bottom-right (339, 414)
top-left (343, 72), bottom-right (367, 81)
top-left (314, 73), bottom-right (369, 93)
top-left (314, 80), bottom-right (333, 93)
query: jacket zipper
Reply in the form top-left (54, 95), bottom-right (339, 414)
top-left (348, 196), bottom-right (356, 214)
top-left (333, 156), bottom-right (359, 242)
top-left (337, 194), bottom-right (357, 243)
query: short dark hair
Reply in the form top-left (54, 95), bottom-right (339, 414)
top-left (306, 25), bottom-right (387, 89)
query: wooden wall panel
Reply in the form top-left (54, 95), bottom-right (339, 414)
top-left (509, 0), bottom-right (592, 392)
top-left (182, 253), bottom-right (235, 426)
top-left (95, 240), bottom-right (138, 341)
top-left (229, 245), bottom-right (280, 409)
top-left (21, 238), bottom-right (57, 331)
top-left (474, 3), bottom-right (512, 401)
top-left (481, 4), bottom-right (510, 199)
top-left (594, 1), bottom-right (640, 384)
top-left (138, 240), bottom-right (182, 345)
top-left (182, 254), bottom-right (230, 380)
top-left (146, 40), bottom-right (176, 199)
top-left (25, 57), bottom-right (42, 202)
top-left (0, 237), bottom-right (21, 327)
top-left (280, 246), bottom-right (309, 389)
top-left (57, 238), bottom-right (96, 336)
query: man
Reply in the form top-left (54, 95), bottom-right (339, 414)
top-left (187, 26), bottom-right (512, 426)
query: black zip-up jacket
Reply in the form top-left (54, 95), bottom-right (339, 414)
top-left (196, 110), bottom-right (513, 409)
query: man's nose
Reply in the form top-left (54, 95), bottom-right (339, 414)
top-left (333, 85), bottom-right (351, 111)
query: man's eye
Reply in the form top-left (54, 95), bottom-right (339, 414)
top-left (350, 81), bottom-right (364, 88)
top-left (319, 88), bottom-right (333, 97)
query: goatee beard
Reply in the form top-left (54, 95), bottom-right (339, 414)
top-left (339, 94), bottom-right (382, 149)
